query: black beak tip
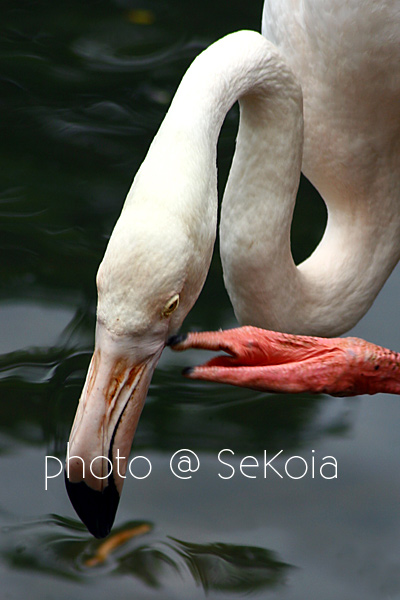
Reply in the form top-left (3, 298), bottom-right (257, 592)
top-left (65, 473), bottom-right (120, 539)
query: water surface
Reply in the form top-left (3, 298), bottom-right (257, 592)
top-left (1, 2), bottom-right (400, 598)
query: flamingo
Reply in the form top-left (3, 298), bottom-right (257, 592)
top-left (65, 1), bottom-right (400, 538)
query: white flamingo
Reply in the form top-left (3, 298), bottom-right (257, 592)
top-left (65, 1), bottom-right (400, 537)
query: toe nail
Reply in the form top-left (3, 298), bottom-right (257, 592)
top-left (182, 366), bottom-right (194, 376)
top-left (167, 333), bottom-right (187, 347)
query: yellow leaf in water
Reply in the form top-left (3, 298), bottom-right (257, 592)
top-left (85, 523), bottom-right (152, 567)
top-left (127, 9), bottom-right (155, 25)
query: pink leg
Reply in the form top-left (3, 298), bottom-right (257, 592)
top-left (169, 327), bottom-right (400, 396)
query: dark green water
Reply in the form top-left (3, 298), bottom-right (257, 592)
top-left (1, 1), bottom-right (400, 598)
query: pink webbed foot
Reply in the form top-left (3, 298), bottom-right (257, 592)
top-left (169, 326), bottom-right (400, 396)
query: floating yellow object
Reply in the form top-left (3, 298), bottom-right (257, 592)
top-left (127, 9), bottom-right (155, 25)
top-left (85, 523), bottom-right (151, 567)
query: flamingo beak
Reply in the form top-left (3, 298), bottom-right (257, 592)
top-left (65, 322), bottom-right (163, 538)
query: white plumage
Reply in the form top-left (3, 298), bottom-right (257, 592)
top-left (65, 1), bottom-right (400, 538)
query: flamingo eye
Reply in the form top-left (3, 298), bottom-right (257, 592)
top-left (161, 294), bottom-right (180, 318)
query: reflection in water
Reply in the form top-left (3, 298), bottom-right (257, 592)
top-left (1, 517), bottom-right (292, 595)
top-left (167, 538), bottom-right (291, 594)
top-left (1, 515), bottom-right (87, 581)
top-left (0, 302), bottom-right (74, 354)
top-left (0, 341), bottom-right (352, 455)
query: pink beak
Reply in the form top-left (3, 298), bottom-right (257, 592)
top-left (65, 322), bottom-right (163, 538)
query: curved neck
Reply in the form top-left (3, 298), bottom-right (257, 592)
top-left (124, 30), bottom-right (304, 328)
top-left (126, 30), bottom-right (400, 338)
top-left (222, 159), bottom-right (400, 336)
top-left (217, 41), bottom-right (400, 336)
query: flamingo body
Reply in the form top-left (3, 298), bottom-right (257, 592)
top-left (65, 2), bottom-right (400, 538)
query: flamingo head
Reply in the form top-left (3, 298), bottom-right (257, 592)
top-left (65, 195), bottom-right (215, 537)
